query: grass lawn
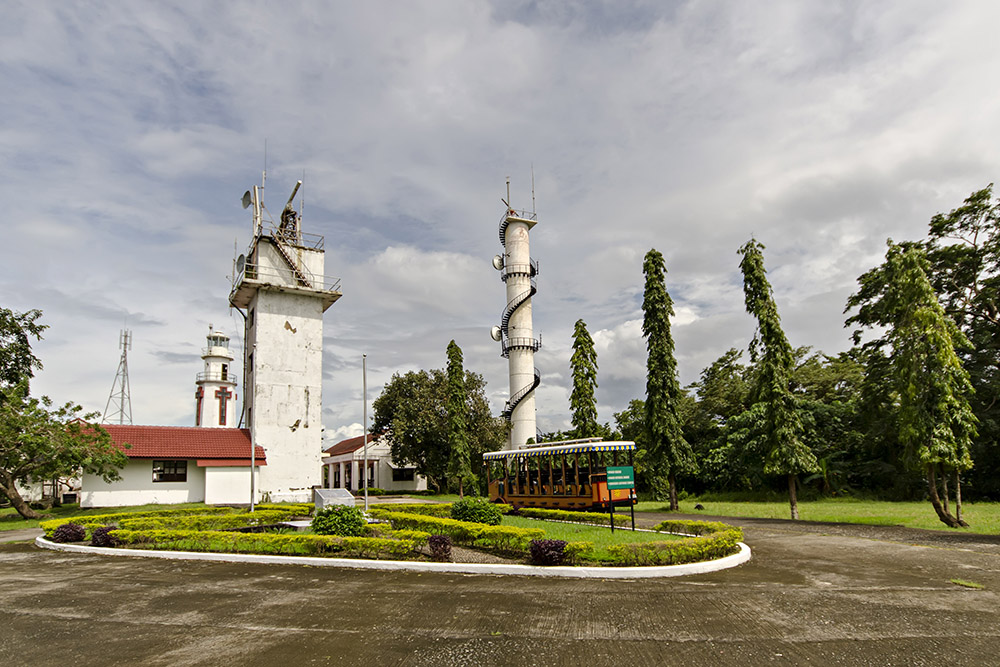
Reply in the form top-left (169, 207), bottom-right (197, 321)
top-left (0, 502), bottom-right (214, 532)
top-left (634, 497), bottom-right (1000, 534)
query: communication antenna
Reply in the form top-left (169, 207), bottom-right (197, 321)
top-left (531, 164), bottom-right (536, 215)
top-left (102, 329), bottom-right (133, 425)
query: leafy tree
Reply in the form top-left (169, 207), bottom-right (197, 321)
top-left (847, 243), bottom-right (977, 527)
top-left (737, 239), bottom-right (818, 519)
top-left (569, 319), bottom-right (599, 439)
top-left (446, 340), bottom-right (472, 497)
top-left (0, 308), bottom-right (127, 519)
top-left (922, 186), bottom-right (1000, 498)
top-left (0, 308), bottom-right (45, 391)
top-left (641, 248), bottom-right (696, 509)
top-left (371, 367), bottom-right (504, 493)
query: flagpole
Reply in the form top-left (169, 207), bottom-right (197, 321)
top-left (363, 354), bottom-right (369, 512)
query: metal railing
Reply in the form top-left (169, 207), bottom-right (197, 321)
top-left (197, 371), bottom-right (235, 383)
top-left (263, 221), bottom-right (325, 250)
top-left (233, 260), bottom-right (342, 293)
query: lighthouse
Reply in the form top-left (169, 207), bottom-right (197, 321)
top-left (194, 326), bottom-right (238, 427)
top-left (491, 184), bottom-right (541, 450)
top-left (230, 179), bottom-right (342, 502)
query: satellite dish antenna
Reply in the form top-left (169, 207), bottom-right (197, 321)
top-left (490, 326), bottom-right (502, 342)
top-left (236, 254), bottom-right (245, 275)
top-left (241, 191), bottom-right (253, 209)
top-left (492, 254), bottom-right (504, 271)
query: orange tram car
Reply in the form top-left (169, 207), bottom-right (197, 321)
top-left (484, 439), bottom-right (637, 511)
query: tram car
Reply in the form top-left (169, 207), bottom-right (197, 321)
top-left (483, 438), bottom-right (637, 511)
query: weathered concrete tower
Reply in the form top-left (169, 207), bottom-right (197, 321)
top-left (491, 186), bottom-right (541, 450)
top-left (195, 326), bottom-right (238, 428)
top-left (230, 180), bottom-right (342, 502)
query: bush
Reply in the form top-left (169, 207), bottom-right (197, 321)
top-left (50, 523), bottom-right (86, 543)
top-left (312, 505), bottom-right (367, 537)
top-left (381, 503), bottom-right (453, 518)
top-left (118, 510), bottom-right (299, 532)
top-left (90, 525), bottom-right (120, 548)
top-left (513, 507), bottom-right (630, 527)
top-left (529, 539), bottom-right (567, 566)
top-left (369, 509), bottom-right (544, 553)
top-left (109, 529), bottom-right (420, 560)
top-left (450, 497), bottom-right (503, 525)
top-left (40, 507), bottom-right (237, 537)
top-left (429, 534), bottom-right (452, 562)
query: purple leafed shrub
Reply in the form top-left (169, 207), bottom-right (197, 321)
top-left (50, 523), bottom-right (86, 543)
top-left (529, 539), bottom-right (567, 566)
top-left (90, 525), bottom-right (120, 548)
top-left (428, 534), bottom-right (452, 562)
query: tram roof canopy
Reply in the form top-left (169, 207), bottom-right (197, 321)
top-left (482, 441), bottom-right (635, 460)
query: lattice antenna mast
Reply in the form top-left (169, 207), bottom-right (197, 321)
top-left (102, 329), bottom-right (133, 425)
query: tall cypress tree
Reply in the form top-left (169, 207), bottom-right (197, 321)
top-left (446, 340), bottom-right (471, 497)
top-left (570, 319), bottom-right (599, 439)
top-left (847, 243), bottom-right (977, 527)
top-left (642, 249), bottom-right (695, 510)
top-left (738, 239), bottom-right (817, 520)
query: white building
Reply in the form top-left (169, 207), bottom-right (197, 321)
top-left (80, 425), bottom-right (265, 507)
top-left (229, 182), bottom-right (342, 503)
top-left (322, 434), bottom-right (427, 493)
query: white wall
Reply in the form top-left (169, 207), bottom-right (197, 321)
top-left (204, 467), bottom-right (261, 505)
top-left (80, 460), bottom-right (205, 508)
top-left (250, 289), bottom-right (324, 502)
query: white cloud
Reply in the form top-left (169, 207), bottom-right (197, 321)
top-left (3, 0), bottom-right (1000, 440)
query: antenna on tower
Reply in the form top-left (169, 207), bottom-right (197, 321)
top-left (103, 329), bottom-right (133, 425)
top-left (531, 164), bottom-right (536, 215)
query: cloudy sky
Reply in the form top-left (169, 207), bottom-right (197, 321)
top-left (3, 2), bottom-right (999, 444)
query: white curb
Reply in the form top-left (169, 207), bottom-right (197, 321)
top-left (35, 536), bottom-right (751, 579)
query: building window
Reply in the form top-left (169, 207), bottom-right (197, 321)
top-left (153, 460), bottom-right (187, 483)
top-left (392, 467), bottom-right (416, 482)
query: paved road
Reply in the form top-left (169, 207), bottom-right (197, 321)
top-left (2, 515), bottom-right (999, 666)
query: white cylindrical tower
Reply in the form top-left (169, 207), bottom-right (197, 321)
top-left (492, 203), bottom-right (541, 450)
top-left (195, 326), bottom-right (238, 428)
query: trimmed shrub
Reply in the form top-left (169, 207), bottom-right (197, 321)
top-left (312, 505), bottom-right (367, 537)
top-left (381, 503), bottom-right (453, 518)
top-left (563, 541), bottom-right (594, 565)
top-left (513, 507), bottom-right (630, 527)
top-left (450, 497), bottom-right (503, 525)
top-left (40, 507), bottom-right (237, 538)
top-left (370, 509), bottom-right (544, 553)
top-left (529, 539), bottom-right (567, 566)
top-left (90, 525), bottom-right (120, 548)
top-left (50, 523), bottom-right (86, 543)
top-left (606, 529), bottom-right (743, 566)
top-left (109, 529), bottom-right (419, 560)
top-left (118, 510), bottom-right (299, 532)
top-left (429, 534), bottom-right (452, 562)
top-left (652, 520), bottom-right (738, 537)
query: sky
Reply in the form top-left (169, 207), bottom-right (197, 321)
top-left (3, 1), bottom-right (1000, 445)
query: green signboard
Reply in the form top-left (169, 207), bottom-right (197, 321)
top-left (606, 466), bottom-right (635, 490)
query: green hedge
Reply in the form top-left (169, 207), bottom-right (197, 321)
top-left (117, 510), bottom-right (301, 532)
top-left (652, 520), bottom-right (737, 537)
top-left (40, 507), bottom-right (238, 538)
top-left (109, 529), bottom-right (419, 560)
top-left (512, 507), bottom-right (630, 527)
top-left (255, 503), bottom-right (313, 516)
top-left (368, 509), bottom-right (544, 554)
top-left (606, 529), bottom-right (743, 566)
top-left (374, 503), bottom-right (453, 517)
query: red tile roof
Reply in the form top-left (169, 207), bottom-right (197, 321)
top-left (324, 433), bottom-right (381, 456)
top-left (102, 425), bottom-right (265, 464)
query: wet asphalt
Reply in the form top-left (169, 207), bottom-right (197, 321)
top-left (2, 513), bottom-right (999, 666)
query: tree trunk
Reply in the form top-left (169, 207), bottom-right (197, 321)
top-left (0, 479), bottom-right (43, 520)
top-left (668, 472), bottom-right (678, 511)
top-left (458, 478), bottom-right (464, 499)
top-left (788, 473), bottom-right (799, 520)
top-left (955, 471), bottom-right (968, 527)
top-left (926, 465), bottom-right (959, 528)
top-left (939, 465), bottom-right (950, 515)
